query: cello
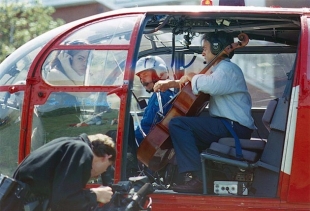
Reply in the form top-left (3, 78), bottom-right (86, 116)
top-left (137, 33), bottom-right (250, 171)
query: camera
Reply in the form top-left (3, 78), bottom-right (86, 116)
top-left (96, 176), bottom-right (154, 211)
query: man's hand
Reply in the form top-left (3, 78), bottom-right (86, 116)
top-left (179, 75), bottom-right (189, 87)
top-left (154, 80), bottom-right (179, 92)
top-left (90, 186), bottom-right (113, 204)
top-left (179, 72), bottom-right (196, 87)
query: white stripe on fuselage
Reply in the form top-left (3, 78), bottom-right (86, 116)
top-left (281, 85), bottom-right (299, 175)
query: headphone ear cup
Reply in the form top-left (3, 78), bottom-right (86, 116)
top-left (210, 37), bottom-right (223, 55)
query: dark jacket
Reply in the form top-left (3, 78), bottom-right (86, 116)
top-left (3, 134), bottom-right (97, 211)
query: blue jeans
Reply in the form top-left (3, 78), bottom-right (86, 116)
top-left (168, 115), bottom-right (252, 175)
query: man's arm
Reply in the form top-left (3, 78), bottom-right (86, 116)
top-left (153, 73), bottom-right (196, 92)
top-left (154, 79), bottom-right (180, 92)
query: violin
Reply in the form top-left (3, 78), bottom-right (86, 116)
top-left (137, 33), bottom-right (249, 171)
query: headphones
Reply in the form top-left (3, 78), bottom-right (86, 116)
top-left (209, 34), bottom-right (223, 55)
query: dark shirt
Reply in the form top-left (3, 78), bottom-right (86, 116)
top-left (13, 134), bottom-right (97, 211)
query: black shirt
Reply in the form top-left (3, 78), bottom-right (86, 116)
top-left (14, 134), bottom-right (98, 211)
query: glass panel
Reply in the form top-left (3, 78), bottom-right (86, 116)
top-left (140, 32), bottom-right (201, 50)
top-left (0, 47), bottom-right (39, 86)
top-left (142, 30), bottom-right (293, 51)
top-left (32, 91), bottom-right (120, 145)
top-left (63, 16), bottom-right (138, 45)
top-left (184, 53), bottom-right (206, 74)
top-left (0, 90), bottom-right (24, 175)
top-left (142, 32), bottom-right (201, 49)
top-left (0, 24), bottom-right (73, 86)
top-left (233, 53), bottom-right (296, 107)
top-left (42, 50), bottom-right (127, 86)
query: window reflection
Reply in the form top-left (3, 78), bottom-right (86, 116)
top-left (33, 92), bottom-right (120, 144)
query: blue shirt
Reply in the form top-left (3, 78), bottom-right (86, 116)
top-left (135, 89), bottom-right (174, 144)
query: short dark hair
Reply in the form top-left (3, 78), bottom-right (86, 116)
top-left (88, 134), bottom-right (116, 162)
top-left (202, 31), bottom-right (235, 58)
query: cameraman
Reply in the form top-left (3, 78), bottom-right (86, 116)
top-left (1, 133), bottom-right (116, 211)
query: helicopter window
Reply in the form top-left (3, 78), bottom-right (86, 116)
top-left (0, 47), bottom-right (41, 86)
top-left (32, 91), bottom-right (120, 145)
top-left (42, 50), bottom-right (127, 86)
top-left (62, 16), bottom-right (138, 45)
top-left (0, 90), bottom-right (24, 176)
top-left (0, 23), bottom-right (74, 87)
top-left (233, 52), bottom-right (296, 108)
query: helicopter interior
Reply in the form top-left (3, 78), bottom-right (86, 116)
top-left (128, 11), bottom-right (299, 197)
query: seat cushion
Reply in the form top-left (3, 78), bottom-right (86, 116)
top-left (209, 142), bottom-right (259, 162)
top-left (228, 147), bottom-right (259, 162)
top-left (208, 142), bottom-right (231, 154)
top-left (218, 137), bottom-right (266, 150)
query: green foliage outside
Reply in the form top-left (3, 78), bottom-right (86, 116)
top-left (0, 1), bottom-right (65, 62)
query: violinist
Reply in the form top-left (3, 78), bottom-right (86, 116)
top-left (153, 31), bottom-right (255, 193)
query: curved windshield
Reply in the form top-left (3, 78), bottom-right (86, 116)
top-left (0, 22), bottom-right (77, 86)
top-left (0, 21), bottom-right (80, 176)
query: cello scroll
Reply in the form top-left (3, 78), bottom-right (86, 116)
top-left (223, 33), bottom-right (249, 56)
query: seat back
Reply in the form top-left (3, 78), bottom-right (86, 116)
top-left (212, 99), bottom-right (278, 161)
top-left (257, 97), bottom-right (286, 167)
top-left (250, 97), bottom-right (288, 197)
top-left (262, 99), bottom-right (278, 132)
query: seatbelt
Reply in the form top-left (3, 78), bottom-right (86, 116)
top-left (220, 119), bottom-right (243, 159)
top-left (156, 92), bottom-right (164, 118)
top-left (132, 103), bottom-right (146, 139)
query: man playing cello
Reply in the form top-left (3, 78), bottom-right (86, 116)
top-left (153, 31), bottom-right (255, 193)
